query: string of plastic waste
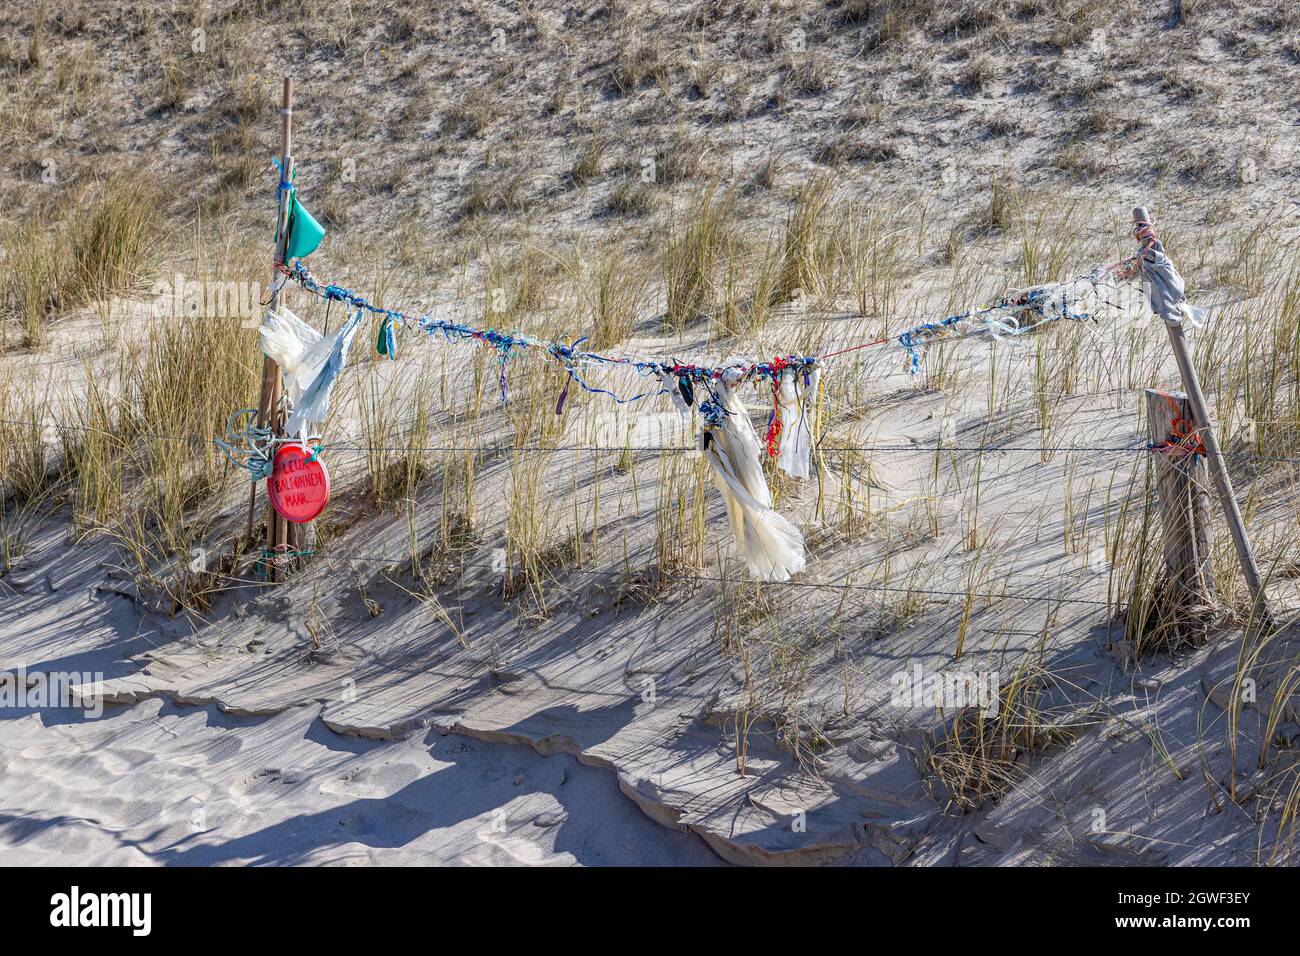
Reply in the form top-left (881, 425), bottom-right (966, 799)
top-left (279, 251), bottom-right (1137, 401)
top-left (209, 250), bottom-right (1138, 480)
top-left (278, 259), bottom-right (814, 407)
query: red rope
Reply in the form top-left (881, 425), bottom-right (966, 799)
top-left (820, 337), bottom-right (889, 360)
top-left (1151, 392), bottom-right (1206, 457)
top-left (764, 355), bottom-right (791, 458)
top-left (1134, 220), bottom-right (1158, 251)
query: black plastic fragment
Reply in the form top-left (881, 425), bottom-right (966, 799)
top-left (678, 376), bottom-right (694, 407)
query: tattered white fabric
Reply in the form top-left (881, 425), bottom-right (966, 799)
top-left (1137, 238), bottom-right (1207, 328)
top-left (259, 306), bottom-right (363, 438)
top-left (775, 363), bottom-right (821, 480)
top-left (703, 363), bottom-right (806, 582)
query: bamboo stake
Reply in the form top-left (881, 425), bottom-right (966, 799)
top-left (1134, 206), bottom-right (1269, 624)
top-left (253, 77), bottom-right (295, 582)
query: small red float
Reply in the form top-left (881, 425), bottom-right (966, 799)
top-left (268, 444), bottom-right (330, 523)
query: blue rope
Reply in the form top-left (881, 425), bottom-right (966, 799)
top-left (549, 338), bottom-right (670, 405)
top-left (894, 282), bottom-right (1107, 375)
top-left (283, 261), bottom-right (825, 405)
top-left (699, 395), bottom-right (731, 428)
top-left (287, 254), bottom-right (1111, 387)
top-left (275, 138), bottom-right (1112, 388)
top-left (211, 407), bottom-right (316, 482)
top-left (271, 157), bottom-right (296, 249)
top-left (213, 408), bottom-right (276, 480)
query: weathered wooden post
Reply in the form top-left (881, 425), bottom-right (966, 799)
top-left (1134, 206), bottom-right (1269, 625)
top-left (1145, 388), bottom-right (1215, 626)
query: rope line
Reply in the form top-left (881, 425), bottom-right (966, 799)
top-left (277, 224), bottom-right (1137, 402)
top-left (200, 549), bottom-right (1119, 608)
top-left (6, 418), bottom-right (1300, 463)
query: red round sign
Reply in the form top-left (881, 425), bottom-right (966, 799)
top-left (268, 445), bottom-right (330, 523)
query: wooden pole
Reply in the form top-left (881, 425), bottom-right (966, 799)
top-left (1144, 388), bottom-right (1215, 606)
top-left (1134, 206), bottom-right (1269, 624)
top-left (255, 77), bottom-right (295, 582)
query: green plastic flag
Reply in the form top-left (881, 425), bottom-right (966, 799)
top-left (377, 315), bottom-right (397, 359)
top-left (283, 194), bottom-right (325, 260)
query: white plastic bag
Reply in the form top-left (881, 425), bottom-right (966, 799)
top-left (703, 362), bottom-right (806, 582)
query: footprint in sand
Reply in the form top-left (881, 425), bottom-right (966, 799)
top-left (462, 829), bottom-right (556, 866)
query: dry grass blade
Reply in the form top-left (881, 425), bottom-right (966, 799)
top-left (921, 656), bottom-right (1095, 812)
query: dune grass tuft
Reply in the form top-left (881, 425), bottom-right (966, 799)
top-left (2, 176), bottom-right (160, 349)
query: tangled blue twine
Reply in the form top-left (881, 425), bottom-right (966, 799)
top-left (283, 261), bottom-right (820, 405)
top-left (895, 283), bottom-right (1104, 375)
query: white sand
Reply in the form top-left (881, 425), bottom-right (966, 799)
top-left (6, 313), bottom-right (1297, 865)
top-left (0, 698), bottom-right (723, 866)
top-left (5, 1), bottom-right (1300, 866)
